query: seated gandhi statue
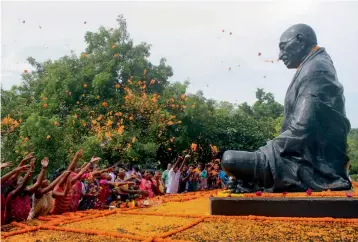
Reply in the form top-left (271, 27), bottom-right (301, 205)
top-left (222, 24), bottom-right (352, 193)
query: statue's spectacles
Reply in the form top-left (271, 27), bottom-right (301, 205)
top-left (279, 36), bottom-right (297, 50)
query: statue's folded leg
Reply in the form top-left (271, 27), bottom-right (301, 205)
top-left (221, 150), bottom-right (274, 188)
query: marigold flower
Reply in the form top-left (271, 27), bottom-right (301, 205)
top-left (150, 79), bottom-right (156, 85)
top-left (168, 148), bottom-right (172, 151)
top-left (129, 116), bottom-right (133, 121)
top-left (54, 121), bottom-right (59, 127)
top-left (112, 44), bottom-right (116, 49)
top-left (42, 103), bottom-right (48, 108)
top-left (74, 114), bottom-right (78, 119)
top-left (101, 102), bottom-right (108, 107)
top-left (117, 126), bottom-right (124, 135)
top-left (24, 69), bottom-right (28, 73)
top-left (115, 112), bottom-right (123, 117)
top-left (115, 84), bottom-right (121, 89)
top-left (46, 135), bottom-right (51, 140)
top-left (191, 143), bottom-right (197, 151)
top-left (113, 53), bottom-right (119, 57)
top-left (132, 137), bottom-right (136, 143)
top-left (167, 121), bottom-right (174, 126)
top-left (81, 53), bottom-right (88, 58)
top-left (106, 120), bottom-right (113, 127)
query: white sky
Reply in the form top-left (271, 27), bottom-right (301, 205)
top-left (1, 0), bottom-right (358, 127)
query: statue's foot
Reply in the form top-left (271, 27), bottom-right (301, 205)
top-left (227, 179), bottom-right (238, 190)
top-left (233, 183), bottom-right (254, 193)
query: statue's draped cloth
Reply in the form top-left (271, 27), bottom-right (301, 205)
top-left (258, 47), bottom-right (351, 192)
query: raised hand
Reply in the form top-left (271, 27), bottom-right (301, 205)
top-left (90, 157), bottom-right (101, 163)
top-left (0, 162), bottom-right (13, 169)
top-left (30, 158), bottom-right (36, 171)
top-left (23, 152), bottom-right (35, 162)
top-left (41, 157), bottom-right (49, 168)
top-left (185, 154), bottom-right (191, 159)
top-left (105, 166), bottom-right (114, 172)
top-left (76, 149), bottom-right (84, 158)
top-left (15, 165), bottom-right (31, 173)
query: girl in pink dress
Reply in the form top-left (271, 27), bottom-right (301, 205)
top-left (1, 162), bottom-right (30, 225)
top-left (139, 170), bottom-right (156, 198)
top-left (5, 157), bottom-right (48, 223)
top-left (94, 173), bottom-right (131, 209)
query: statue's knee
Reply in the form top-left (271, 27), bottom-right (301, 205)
top-left (221, 150), bottom-right (236, 170)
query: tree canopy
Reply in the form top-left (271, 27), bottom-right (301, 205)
top-left (1, 15), bottom-right (356, 176)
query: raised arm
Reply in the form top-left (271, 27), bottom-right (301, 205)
top-left (91, 167), bottom-right (113, 177)
top-left (39, 171), bottom-right (71, 195)
top-left (173, 156), bottom-right (183, 170)
top-left (17, 152), bottom-right (35, 167)
top-left (0, 162), bottom-right (13, 170)
top-left (1, 165), bottom-right (30, 184)
top-left (179, 154), bottom-right (191, 172)
top-left (67, 149), bottom-right (84, 171)
top-left (53, 172), bottom-right (72, 198)
top-left (26, 157), bottom-right (49, 194)
top-left (6, 159), bottom-right (35, 202)
top-left (115, 181), bottom-right (135, 187)
top-left (71, 157), bottom-right (101, 184)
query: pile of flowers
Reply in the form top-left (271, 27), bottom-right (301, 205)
top-left (2, 187), bottom-right (358, 242)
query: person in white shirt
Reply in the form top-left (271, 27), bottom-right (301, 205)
top-left (166, 154), bottom-right (191, 194)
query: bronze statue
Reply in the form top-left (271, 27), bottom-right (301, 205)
top-left (222, 24), bottom-right (352, 193)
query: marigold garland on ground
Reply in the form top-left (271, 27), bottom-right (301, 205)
top-left (2, 187), bottom-right (358, 242)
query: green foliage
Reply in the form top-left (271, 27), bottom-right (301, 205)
top-left (348, 128), bottom-right (358, 174)
top-left (1, 15), bottom-right (286, 174)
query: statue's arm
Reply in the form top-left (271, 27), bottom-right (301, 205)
top-left (273, 70), bottom-right (337, 153)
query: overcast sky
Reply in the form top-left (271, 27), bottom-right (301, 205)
top-left (1, 1), bottom-right (358, 127)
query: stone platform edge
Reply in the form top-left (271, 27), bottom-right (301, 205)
top-left (210, 197), bottom-right (358, 218)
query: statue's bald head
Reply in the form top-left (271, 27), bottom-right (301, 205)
top-left (279, 24), bottom-right (318, 69)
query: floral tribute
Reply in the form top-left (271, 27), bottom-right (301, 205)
top-left (2, 184), bottom-right (358, 242)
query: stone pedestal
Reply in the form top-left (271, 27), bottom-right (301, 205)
top-left (210, 197), bottom-right (358, 218)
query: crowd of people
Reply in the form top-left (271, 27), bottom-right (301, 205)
top-left (0, 150), bottom-right (228, 226)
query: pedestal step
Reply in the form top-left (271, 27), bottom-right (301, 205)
top-left (210, 197), bottom-right (358, 218)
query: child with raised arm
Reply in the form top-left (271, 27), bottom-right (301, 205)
top-left (183, 164), bottom-right (201, 192)
top-left (114, 169), bottom-right (147, 201)
top-left (79, 166), bottom-right (115, 210)
top-left (1, 163), bottom-right (30, 225)
top-left (27, 157), bottom-right (72, 220)
top-left (167, 154), bottom-right (191, 194)
top-left (51, 150), bottom-right (98, 214)
top-left (5, 157), bottom-right (48, 223)
top-left (94, 172), bottom-right (131, 209)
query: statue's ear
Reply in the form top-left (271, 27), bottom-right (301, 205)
top-left (296, 33), bottom-right (306, 49)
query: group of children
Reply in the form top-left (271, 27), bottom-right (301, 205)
top-left (162, 154), bottom-right (228, 194)
top-left (1, 150), bottom-right (228, 226)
